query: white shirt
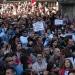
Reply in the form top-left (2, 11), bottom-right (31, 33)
top-left (44, 33), bottom-right (53, 46)
top-left (72, 34), bottom-right (75, 41)
top-left (0, 32), bottom-right (5, 37)
top-left (20, 36), bottom-right (28, 48)
top-left (64, 71), bottom-right (69, 75)
top-left (32, 61), bottom-right (47, 72)
top-left (4, 50), bottom-right (9, 55)
top-left (60, 34), bottom-right (66, 37)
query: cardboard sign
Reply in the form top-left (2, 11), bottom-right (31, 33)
top-left (55, 19), bottom-right (63, 25)
top-left (33, 22), bottom-right (44, 32)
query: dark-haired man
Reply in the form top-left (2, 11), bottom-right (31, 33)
top-left (6, 67), bottom-right (16, 75)
top-left (20, 30), bottom-right (28, 49)
top-left (32, 53), bottom-right (47, 75)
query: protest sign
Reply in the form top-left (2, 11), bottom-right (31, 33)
top-left (33, 22), bottom-right (44, 32)
top-left (55, 19), bottom-right (63, 25)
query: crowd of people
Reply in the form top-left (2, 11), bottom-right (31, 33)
top-left (0, 1), bottom-right (75, 75)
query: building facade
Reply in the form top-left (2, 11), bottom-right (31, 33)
top-left (58, 0), bottom-right (75, 22)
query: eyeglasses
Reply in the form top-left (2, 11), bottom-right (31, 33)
top-left (22, 25), bottom-right (25, 27)
top-left (24, 32), bottom-right (27, 33)
top-left (8, 60), bottom-right (13, 62)
top-left (65, 62), bottom-right (70, 63)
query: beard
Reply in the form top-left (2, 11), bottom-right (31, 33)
top-left (37, 59), bottom-right (42, 63)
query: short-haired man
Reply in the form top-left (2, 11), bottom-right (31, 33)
top-left (49, 48), bottom-right (64, 75)
top-left (64, 38), bottom-right (75, 57)
top-left (6, 67), bottom-right (16, 75)
top-left (43, 46), bottom-right (51, 63)
top-left (32, 53), bottom-right (47, 75)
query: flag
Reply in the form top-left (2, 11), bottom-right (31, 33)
top-left (31, 0), bottom-right (34, 4)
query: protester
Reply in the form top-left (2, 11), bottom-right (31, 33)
top-left (32, 53), bottom-right (47, 75)
top-left (5, 66), bottom-right (16, 75)
top-left (60, 59), bottom-right (73, 75)
top-left (0, 1), bottom-right (75, 75)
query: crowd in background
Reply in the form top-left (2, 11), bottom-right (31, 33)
top-left (0, 1), bottom-right (75, 75)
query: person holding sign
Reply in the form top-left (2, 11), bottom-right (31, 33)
top-left (33, 16), bottom-right (45, 37)
top-left (54, 16), bottom-right (63, 29)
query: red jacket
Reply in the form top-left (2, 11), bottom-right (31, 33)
top-left (61, 68), bottom-right (65, 75)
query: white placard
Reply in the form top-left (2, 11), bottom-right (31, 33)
top-left (55, 19), bottom-right (63, 25)
top-left (33, 22), bottom-right (44, 32)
